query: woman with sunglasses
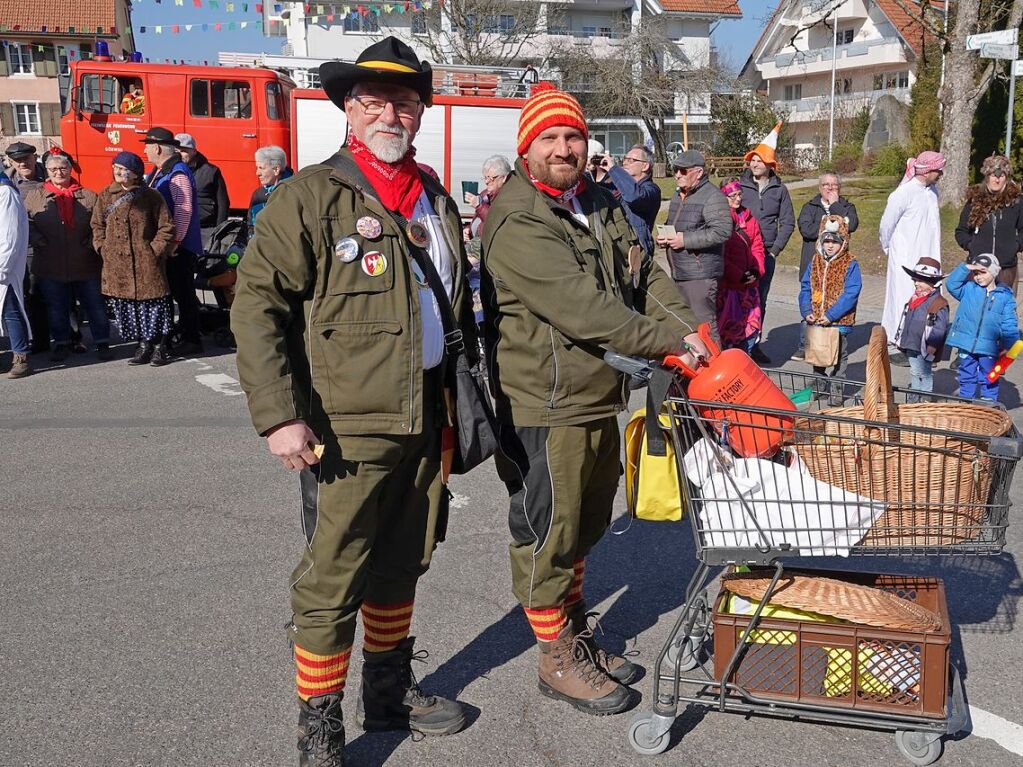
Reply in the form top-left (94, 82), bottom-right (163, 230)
top-left (955, 155), bottom-right (1023, 293)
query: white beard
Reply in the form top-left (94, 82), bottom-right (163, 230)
top-left (364, 121), bottom-right (411, 163)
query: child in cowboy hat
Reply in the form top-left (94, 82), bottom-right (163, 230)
top-left (945, 253), bottom-right (1021, 401)
top-left (894, 257), bottom-right (949, 401)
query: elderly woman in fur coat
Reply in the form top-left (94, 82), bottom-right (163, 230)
top-left (91, 151), bottom-right (177, 367)
top-left (955, 155), bottom-right (1023, 293)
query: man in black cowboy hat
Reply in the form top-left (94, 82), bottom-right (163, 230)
top-left (142, 127), bottom-right (204, 360)
top-left (232, 37), bottom-right (475, 766)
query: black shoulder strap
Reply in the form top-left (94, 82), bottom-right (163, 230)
top-left (320, 152), bottom-right (463, 355)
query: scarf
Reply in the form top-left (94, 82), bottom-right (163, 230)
top-left (902, 150), bottom-right (946, 182)
top-left (347, 134), bottom-right (423, 219)
top-left (908, 292), bottom-right (931, 311)
top-left (45, 180), bottom-right (81, 229)
top-left (522, 158), bottom-right (586, 204)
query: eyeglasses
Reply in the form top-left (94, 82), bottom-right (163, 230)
top-left (622, 156), bottom-right (648, 165)
top-left (46, 166), bottom-right (70, 173)
top-left (348, 94), bottom-right (422, 117)
top-left (726, 191), bottom-right (742, 198)
top-left (820, 183), bottom-right (840, 188)
top-left (483, 175), bottom-right (502, 183)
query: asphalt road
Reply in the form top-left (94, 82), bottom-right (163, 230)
top-left (3, 274), bottom-right (1022, 767)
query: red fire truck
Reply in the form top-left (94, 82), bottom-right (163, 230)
top-left (60, 58), bottom-right (525, 214)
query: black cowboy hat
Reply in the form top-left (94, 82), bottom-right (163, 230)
top-left (319, 37), bottom-right (433, 110)
top-left (140, 127), bottom-right (181, 147)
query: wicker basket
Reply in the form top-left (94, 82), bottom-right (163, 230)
top-left (793, 327), bottom-right (1013, 546)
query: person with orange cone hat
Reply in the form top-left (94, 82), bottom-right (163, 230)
top-left (739, 121), bottom-right (794, 364)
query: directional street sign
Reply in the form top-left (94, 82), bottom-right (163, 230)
top-left (966, 28), bottom-right (1019, 50)
top-left (1015, 59), bottom-right (1023, 77)
top-left (981, 43), bottom-right (1019, 60)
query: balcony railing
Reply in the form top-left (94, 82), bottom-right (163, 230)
top-left (545, 27), bottom-right (626, 39)
top-left (773, 87), bottom-right (910, 121)
top-left (771, 36), bottom-right (900, 68)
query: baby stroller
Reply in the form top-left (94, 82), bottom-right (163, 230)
top-left (193, 217), bottom-right (247, 348)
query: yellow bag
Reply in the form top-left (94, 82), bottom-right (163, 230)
top-left (624, 408), bottom-right (683, 522)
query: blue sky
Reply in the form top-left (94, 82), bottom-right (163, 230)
top-left (131, 0), bottom-right (773, 68)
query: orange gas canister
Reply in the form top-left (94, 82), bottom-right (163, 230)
top-left (664, 324), bottom-right (796, 458)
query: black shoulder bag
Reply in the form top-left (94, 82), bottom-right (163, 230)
top-left (320, 152), bottom-right (498, 474)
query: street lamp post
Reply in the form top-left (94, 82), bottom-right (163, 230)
top-left (828, 1), bottom-right (839, 161)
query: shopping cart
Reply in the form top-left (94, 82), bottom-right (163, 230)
top-left (607, 333), bottom-right (1022, 766)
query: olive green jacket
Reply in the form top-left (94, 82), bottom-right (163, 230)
top-left (481, 160), bottom-right (696, 426)
top-left (231, 149), bottom-right (474, 437)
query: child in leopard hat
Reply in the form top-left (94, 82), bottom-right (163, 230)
top-left (798, 214), bottom-right (862, 403)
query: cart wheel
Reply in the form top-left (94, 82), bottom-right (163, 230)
top-left (895, 731), bottom-right (943, 766)
top-left (665, 635), bottom-right (700, 672)
top-left (627, 713), bottom-right (670, 756)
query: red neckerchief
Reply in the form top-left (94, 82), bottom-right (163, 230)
top-left (44, 180), bottom-right (81, 229)
top-left (522, 159), bottom-right (586, 204)
top-left (909, 291), bottom-right (932, 311)
top-left (347, 134), bottom-right (423, 219)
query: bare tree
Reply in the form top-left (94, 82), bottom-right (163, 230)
top-left (555, 19), bottom-right (727, 162)
top-left (409, 0), bottom-right (553, 66)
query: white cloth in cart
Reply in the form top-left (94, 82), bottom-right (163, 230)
top-left (682, 438), bottom-right (886, 556)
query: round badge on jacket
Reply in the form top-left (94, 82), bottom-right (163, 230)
top-left (356, 216), bottom-right (383, 240)
top-left (362, 251), bottom-right (388, 277)
top-left (335, 237), bottom-right (360, 263)
top-left (407, 220), bottom-right (430, 248)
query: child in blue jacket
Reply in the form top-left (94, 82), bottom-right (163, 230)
top-left (945, 253), bottom-right (1020, 400)
top-left (894, 257), bottom-right (949, 402)
top-left (799, 215), bottom-right (861, 403)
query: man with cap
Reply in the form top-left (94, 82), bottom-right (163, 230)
top-left (481, 82), bottom-right (702, 716)
top-left (142, 127), bottom-right (204, 356)
top-left (175, 133), bottom-right (229, 250)
top-left (4, 142), bottom-right (45, 190)
top-left (656, 149), bottom-right (732, 343)
top-left (879, 149), bottom-right (945, 365)
top-left (739, 122), bottom-right (794, 364)
top-left (5, 142), bottom-right (49, 351)
top-left (232, 37), bottom-right (473, 765)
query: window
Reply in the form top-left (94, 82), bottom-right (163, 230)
top-left (838, 28), bottom-right (854, 45)
top-left (190, 79), bottom-right (252, 119)
top-left (411, 12), bottom-right (428, 35)
top-left (598, 26), bottom-right (612, 37)
top-left (343, 12), bottom-right (379, 33)
top-left (80, 73), bottom-right (119, 113)
top-left (834, 77), bottom-right (853, 94)
top-left (582, 26), bottom-right (596, 37)
top-left (57, 47), bottom-right (71, 76)
top-left (265, 82), bottom-right (284, 120)
top-left (12, 102), bottom-right (41, 134)
top-left (883, 70), bottom-right (909, 89)
top-left (500, 14), bottom-right (515, 33)
top-left (873, 73), bottom-right (884, 91)
top-left (7, 42), bottom-right (33, 75)
top-left (784, 83), bottom-right (802, 100)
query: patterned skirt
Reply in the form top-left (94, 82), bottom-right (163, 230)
top-left (107, 296), bottom-right (173, 342)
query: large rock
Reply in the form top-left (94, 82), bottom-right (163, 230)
top-left (863, 95), bottom-right (909, 151)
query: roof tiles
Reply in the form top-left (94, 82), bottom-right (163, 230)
top-left (0, 0), bottom-right (123, 35)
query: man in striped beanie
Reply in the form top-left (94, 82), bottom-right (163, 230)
top-left (481, 83), bottom-right (702, 714)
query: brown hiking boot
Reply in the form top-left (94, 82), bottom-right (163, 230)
top-left (8, 353), bottom-right (31, 379)
top-left (566, 603), bottom-right (641, 685)
top-left (538, 625), bottom-right (632, 715)
top-left (356, 637), bottom-right (465, 736)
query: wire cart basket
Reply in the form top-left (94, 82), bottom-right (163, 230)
top-left (609, 333), bottom-right (1023, 766)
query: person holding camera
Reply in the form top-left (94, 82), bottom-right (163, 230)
top-left (596, 146), bottom-right (661, 255)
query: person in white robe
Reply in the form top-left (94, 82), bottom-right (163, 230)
top-left (879, 150), bottom-right (946, 365)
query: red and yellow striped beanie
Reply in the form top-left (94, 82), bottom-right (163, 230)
top-left (517, 82), bottom-right (588, 157)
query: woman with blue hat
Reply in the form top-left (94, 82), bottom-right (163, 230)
top-left (90, 151), bottom-right (177, 366)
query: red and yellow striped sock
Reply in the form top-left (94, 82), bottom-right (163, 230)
top-left (564, 557), bottom-right (586, 610)
top-left (523, 605), bottom-right (568, 642)
top-left (295, 645), bottom-right (351, 702)
top-left (361, 600), bottom-right (414, 653)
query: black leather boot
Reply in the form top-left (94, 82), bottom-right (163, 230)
top-left (356, 637), bottom-right (465, 736)
top-left (150, 342), bottom-right (171, 367)
top-left (297, 694), bottom-right (345, 767)
top-left (128, 342), bottom-right (153, 365)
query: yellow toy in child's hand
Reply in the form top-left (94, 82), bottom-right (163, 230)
top-left (312, 444), bottom-right (324, 459)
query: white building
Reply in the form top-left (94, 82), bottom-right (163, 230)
top-left (253, 0), bottom-right (741, 156)
top-left (741, 0), bottom-right (940, 159)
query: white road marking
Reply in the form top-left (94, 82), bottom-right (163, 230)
top-left (968, 705), bottom-right (1023, 756)
top-left (195, 373), bottom-right (244, 397)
